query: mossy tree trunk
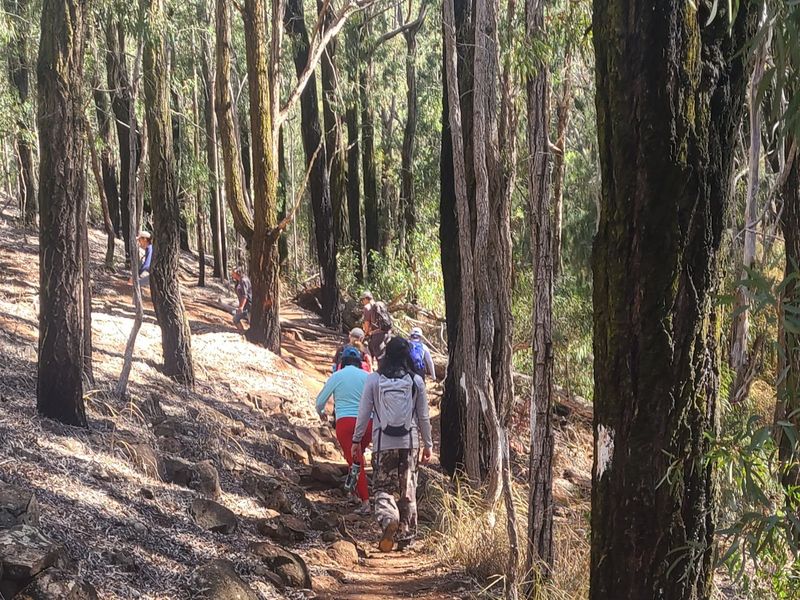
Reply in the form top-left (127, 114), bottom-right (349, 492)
top-left (590, 2), bottom-right (755, 597)
top-left (242, 0), bottom-right (281, 351)
top-left (144, 0), bottom-right (195, 386)
top-left (360, 34), bottom-right (380, 276)
top-left (36, 0), bottom-right (89, 427)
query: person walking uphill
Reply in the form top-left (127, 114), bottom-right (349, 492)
top-left (316, 347), bottom-right (372, 514)
top-left (352, 337), bottom-right (432, 552)
top-left (361, 291), bottom-right (393, 368)
top-left (232, 266), bottom-right (252, 333)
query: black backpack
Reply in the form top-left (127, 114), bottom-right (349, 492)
top-left (372, 302), bottom-right (392, 332)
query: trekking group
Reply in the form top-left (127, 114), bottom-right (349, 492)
top-left (316, 291), bottom-right (435, 552)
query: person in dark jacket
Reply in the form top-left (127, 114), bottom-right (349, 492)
top-left (231, 266), bottom-right (252, 332)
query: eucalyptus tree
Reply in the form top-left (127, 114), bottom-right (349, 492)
top-left (590, 1), bottom-right (756, 597)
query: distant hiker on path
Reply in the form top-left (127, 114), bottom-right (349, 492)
top-left (332, 327), bottom-right (372, 373)
top-left (408, 327), bottom-right (435, 380)
top-left (129, 231), bottom-right (152, 286)
top-left (352, 337), bottom-right (432, 552)
top-left (231, 266), bottom-right (252, 333)
top-left (361, 291), bottom-right (393, 368)
top-left (315, 347), bottom-right (372, 514)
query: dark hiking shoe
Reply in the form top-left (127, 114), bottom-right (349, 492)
top-left (395, 537), bottom-right (415, 551)
top-left (379, 519), bottom-right (399, 552)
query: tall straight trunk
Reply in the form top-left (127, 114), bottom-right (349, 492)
top-left (346, 105), bottom-right (364, 281)
top-left (730, 31), bottom-right (769, 385)
top-left (36, 0), bottom-right (89, 427)
top-left (193, 69), bottom-right (206, 287)
top-left (240, 109), bottom-right (253, 201)
top-left (91, 55), bottom-right (120, 267)
top-left (319, 0), bottom-right (349, 249)
top-left (379, 99), bottom-right (397, 251)
top-left (285, 0), bottom-right (341, 328)
top-left (278, 127), bottom-right (289, 266)
top-left (400, 13), bottom-right (426, 259)
top-left (360, 54), bottom-right (379, 275)
top-left (144, 0), bottom-right (195, 386)
top-left (242, 0), bottom-right (281, 351)
top-left (6, 0), bottom-right (38, 225)
top-left (525, 0), bottom-right (554, 585)
top-left (590, 2), bottom-right (755, 598)
top-left (440, 0), bottom-right (474, 475)
top-left (200, 0), bottom-right (225, 279)
top-left (215, 0), bottom-right (254, 242)
top-left (551, 56), bottom-right (572, 280)
top-left (173, 94), bottom-right (192, 253)
top-left (87, 112), bottom-right (117, 270)
top-left (775, 137), bottom-right (800, 496)
top-left (106, 19), bottom-right (138, 256)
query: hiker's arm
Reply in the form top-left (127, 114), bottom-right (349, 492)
top-left (314, 376), bottom-right (337, 417)
top-left (415, 377), bottom-right (433, 449)
top-left (352, 379), bottom-right (374, 443)
top-left (424, 347), bottom-right (435, 379)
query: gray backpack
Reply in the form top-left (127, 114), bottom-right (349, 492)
top-left (375, 373), bottom-right (416, 438)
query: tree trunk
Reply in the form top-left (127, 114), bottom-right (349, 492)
top-left (400, 13), bottom-right (426, 261)
top-left (86, 112), bottom-right (117, 270)
top-left (346, 104), bottom-right (365, 282)
top-left (590, 2), bottom-right (755, 598)
top-left (36, 0), bottom-right (89, 427)
top-left (319, 0), bottom-right (349, 250)
top-left (173, 94), bottom-right (192, 253)
top-left (215, 0), bottom-right (254, 242)
top-left (144, 0), bottom-right (195, 386)
top-left (440, 0), bottom-right (474, 476)
top-left (193, 70), bottom-right (206, 287)
top-left (199, 0), bottom-right (225, 280)
top-left (105, 19), bottom-right (138, 257)
top-left (242, 0), bottom-right (281, 351)
top-left (730, 30), bottom-right (769, 387)
top-left (278, 127), bottom-right (289, 267)
top-left (551, 55), bottom-right (572, 281)
top-left (6, 0), bottom-right (38, 225)
top-left (285, 0), bottom-right (341, 329)
top-left (360, 51), bottom-right (379, 275)
top-left (379, 99), bottom-right (397, 251)
top-left (525, 0), bottom-right (554, 586)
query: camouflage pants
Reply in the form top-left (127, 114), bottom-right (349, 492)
top-left (371, 449), bottom-right (418, 541)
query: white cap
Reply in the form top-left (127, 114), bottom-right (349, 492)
top-left (349, 327), bottom-right (365, 340)
top-left (410, 327), bottom-right (423, 339)
top-left (137, 231), bottom-right (152, 240)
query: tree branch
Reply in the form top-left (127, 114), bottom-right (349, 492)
top-left (277, 0), bottom-right (374, 131)
top-left (269, 138), bottom-right (324, 239)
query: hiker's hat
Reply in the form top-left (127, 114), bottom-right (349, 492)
top-left (137, 231), bottom-right (151, 240)
top-left (349, 327), bottom-right (365, 340)
top-left (410, 327), bottom-right (423, 339)
top-left (360, 291), bottom-right (373, 301)
top-left (341, 346), bottom-right (362, 363)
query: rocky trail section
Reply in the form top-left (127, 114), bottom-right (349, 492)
top-left (0, 212), bottom-right (469, 599)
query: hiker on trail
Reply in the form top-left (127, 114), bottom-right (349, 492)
top-left (129, 231), bottom-right (153, 286)
top-left (315, 346), bottom-right (372, 515)
top-left (352, 336), bottom-right (432, 552)
top-left (231, 266), bottom-right (252, 333)
top-left (361, 291), bottom-right (393, 368)
top-left (408, 327), bottom-right (435, 380)
top-left (332, 327), bottom-right (372, 373)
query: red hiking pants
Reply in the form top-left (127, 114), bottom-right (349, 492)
top-left (335, 417), bottom-right (372, 502)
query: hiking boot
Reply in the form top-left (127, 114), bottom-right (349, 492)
top-left (379, 519), bottom-right (399, 552)
top-left (395, 537), bottom-right (415, 551)
top-left (354, 502), bottom-right (371, 516)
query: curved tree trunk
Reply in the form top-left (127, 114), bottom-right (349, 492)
top-left (215, 0), bottom-right (254, 242)
top-left (144, 0), bottom-right (195, 386)
top-left (242, 0), bottom-right (281, 351)
top-left (590, 2), bottom-right (755, 597)
top-left (285, 0), bottom-right (341, 329)
top-left (36, 0), bottom-right (89, 427)
top-left (6, 0), bottom-right (38, 225)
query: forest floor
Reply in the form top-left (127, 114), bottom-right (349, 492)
top-left (0, 207), bottom-right (595, 599)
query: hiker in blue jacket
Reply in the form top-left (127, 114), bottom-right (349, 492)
top-left (408, 327), bottom-right (435, 380)
top-left (316, 347), bottom-right (372, 514)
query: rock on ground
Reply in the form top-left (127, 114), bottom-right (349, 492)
top-left (15, 568), bottom-right (98, 600)
top-left (190, 498), bottom-right (238, 534)
top-left (0, 482), bottom-right (39, 530)
top-left (249, 541), bottom-right (312, 589)
top-left (191, 559), bottom-right (258, 600)
top-left (326, 540), bottom-right (358, 566)
top-left (0, 525), bottom-right (62, 581)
